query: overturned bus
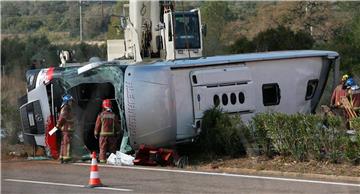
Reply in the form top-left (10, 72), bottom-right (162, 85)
top-left (19, 50), bottom-right (339, 158)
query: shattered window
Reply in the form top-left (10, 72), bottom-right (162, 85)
top-left (57, 64), bottom-right (127, 155)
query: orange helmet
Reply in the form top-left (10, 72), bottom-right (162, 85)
top-left (102, 99), bottom-right (112, 109)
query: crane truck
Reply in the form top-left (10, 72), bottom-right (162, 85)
top-left (107, 0), bottom-right (204, 62)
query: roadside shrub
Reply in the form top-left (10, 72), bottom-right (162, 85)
top-left (249, 112), bottom-right (359, 164)
top-left (350, 117), bottom-right (360, 130)
top-left (196, 108), bottom-right (359, 164)
top-left (249, 113), bottom-right (314, 160)
top-left (344, 132), bottom-right (360, 165)
top-left (322, 116), bottom-right (347, 163)
top-left (248, 113), bottom-right (274, 157)
top-left (344, 117), bottom-right (360, 164)
top-left (197, 107), bottom-right (248, 157)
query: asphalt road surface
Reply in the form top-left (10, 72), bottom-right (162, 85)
top-left (1, 160), bottom-right (359, 194)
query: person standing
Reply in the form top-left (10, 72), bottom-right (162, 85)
top-left (94, 99), bottom-right (121, 163)
top-left (55, 94), bottom-right (76, 163)
top-left (330, 74), bottom-right (348, 107)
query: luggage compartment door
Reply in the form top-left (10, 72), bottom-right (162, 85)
top-left (190, 66), bottom-right (255, 119)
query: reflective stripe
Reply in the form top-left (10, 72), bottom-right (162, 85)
top-left (99, 132), bottom-right (114, 136)
top-left (61, 128), bottom-right (74, 132)
top-left (100, 113), bottom-right (115, 136)
top-left (66, 143), bottom-right (71, 158)
top-left (91, 158), bottom-right (97, 165)
top-left (90, 171), bottom-right (99, 179)
top-left (102, 114), bottom-right (115, 119)
top-left (61, 156), bottom-right (72, 160)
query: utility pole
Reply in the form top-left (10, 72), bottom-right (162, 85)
top-left (305, 2), bottom-right (313, 37)
top-left (79, 0), bottom-right (83, 42)
top-left (101, 0), bottom-right (104, 19)
top-left (101, 0), bottom-right (104, 34)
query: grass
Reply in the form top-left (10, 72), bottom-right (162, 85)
top-left (1, 68), bottom-right (27, 144)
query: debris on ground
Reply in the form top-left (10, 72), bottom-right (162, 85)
top-left (191, 155), bottom-right (360, 177)
top-left (27, 156), bottom-right (50, 160)
top-left (2, 142), bottom-right (33, 160)
top-left (133, 144), bottom-right (179, 167)
top-left (107, 151), bottom-right (134, 166)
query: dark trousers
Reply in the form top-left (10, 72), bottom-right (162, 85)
top-left (99, 136), bottom-right (117, 162)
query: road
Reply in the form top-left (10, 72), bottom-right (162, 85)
top-left (1, 160), bottom-right (359, 194)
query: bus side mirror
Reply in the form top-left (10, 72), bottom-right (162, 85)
top-left (202, 24), bottom-right (207, 37)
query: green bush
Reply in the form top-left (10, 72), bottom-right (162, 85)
top-left (248, 112), bottom-right (273, 157)
top-left (344, 132), bottom-right (360, 164)
top-left (197, 107), bottom-right (248, 157)
top-left (350, 117), bottom-right (360, 130)
top-left (196, 108), bottom-right (359, 164)
top-left (249, 112), bottom-right (359, 164)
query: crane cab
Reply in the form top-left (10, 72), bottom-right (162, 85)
top-left (109, 1), bottom-right (204, 62)
top-left (163, 9), bottom-right (203, 60)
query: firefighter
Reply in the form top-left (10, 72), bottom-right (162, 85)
top-left (55, 94), bottom-right (76, 163)
top-left (330, 74), bottom-right (348, 107)
top-left (94, 99), bottom-right (121, 163)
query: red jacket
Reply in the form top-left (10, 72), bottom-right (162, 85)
top-left (331, 85), bottom-right (348, 106)
top-left (56, 104), bottom-right (75, 132)
top-left (94, 110), bottom-right (121, 136)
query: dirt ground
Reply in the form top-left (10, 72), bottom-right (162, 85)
top-left (190, 156), bottom-right (360, 178)
top-left (1, 142), bottom-right (359, 178)
top-left (1, 141), bottom-right (35, 161)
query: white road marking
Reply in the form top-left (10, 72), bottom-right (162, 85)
top-left (75, 163), bottom-right (360, 187)
top-left (4, 179), bottom-right (133, 192)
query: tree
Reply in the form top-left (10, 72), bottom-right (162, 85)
top-left (200, 1), bottom-right (233, 56)
top-left (64, 2), bottom-right (81, 38)
top-left (223, 1), bottom-right (352, 44)
top-left (83, 4), bottom-right (104, 39)
top-left (284, 1), bottom-right (349, 42)
top-left (253, 26), bottom-right (314, 51)
top-left (228, 37), bottom-right (255, 54)
top-left (320, 15), bottom-right (360, 75)
top-left (1, 38), bottom-right (26, 72)
top-left (229, 26), bottom-right (314, 53)
top-left (107, 1), bottom-right (126, 39)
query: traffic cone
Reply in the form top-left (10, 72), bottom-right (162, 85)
top-left (87, 152), bottom-right (103, 188)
